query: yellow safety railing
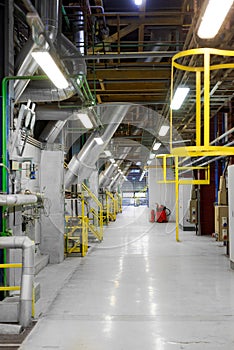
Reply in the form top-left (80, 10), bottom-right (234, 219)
top-left (116, 192), bottom-right (122, 213)
top-left (171, 48), bottom-right (234, 157)
top-left (106, 190), bottom-right (116, 221)
top-left (0, 263), bottom-right (22, 292)
top-left (82, 183), bottom-right (103, 241)
top-left (0, 263), bottom-right (36, 318)
top-left (156, 154), bottom-right (210, 242)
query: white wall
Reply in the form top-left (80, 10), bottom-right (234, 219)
top-left (179, 180), bottom-right (195, 230)
top-left (148, 158), bottom-right (176, 221)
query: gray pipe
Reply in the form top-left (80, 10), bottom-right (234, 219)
top-left (0, 236), bottom-right (35, 328)
top-left (65, 105), bottom-right (130, 188)
top-left (99, 164), bottom-right (116, 188)
top-left (0, 194), bottom-right (38, 206)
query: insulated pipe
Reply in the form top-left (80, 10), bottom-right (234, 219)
top-left (65, 105), bottom-right (130, 188)
top-left (0, 236), bottom-right (35, 328)
top-left (99, 163), bottom-right (116, 188)
top-left (0, 194), bottom-right (38, 207)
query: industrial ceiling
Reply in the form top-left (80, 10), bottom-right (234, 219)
top-left (14, 0), bottom-right (234, 176)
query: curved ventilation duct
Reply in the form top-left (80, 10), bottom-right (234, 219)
top-left (17, 34), bottom-right (86, 103)
top-left (15, 0), bottom-right (86, 103)
top-left (64, 105), bottom-right (130, 189)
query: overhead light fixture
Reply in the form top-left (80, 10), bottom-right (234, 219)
top-left (153, 142), bottom-right (161, 151)
top-left (149, 153), bottom-right (155, 159)
top-left (94, 137), bottom-right (104, 145)
top-left (134, 0), bottom-right (142, 5)
top-left (210, 81), bottom-right (222, 96)
top-left (109, 158), bottom-right (115, 164)
top-left (104, 150), bottom-right (112, 157)
top-left (197, 0), bottom-right (234, 39)
top-left (139, 171), bottom-right (145, 182)
top-left (136, 161), bottom-right (141, 166)
top-left (147, 160), bottom-right (152, 165)
top-left (159, 125), bottom-right (169, 137)
top-left (31, 51), bottom-right (69, 89)
top-left (76, 112), bottom-right (93, 129)
top-left (113, 164), bottom-right (118, 167)
top-left (171, 87), bottom-right (190, 110)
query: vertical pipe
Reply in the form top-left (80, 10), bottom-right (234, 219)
top-left (170, 62), bottom-right (174, 154)
top-left (203, 49), bottom-right (210, 146)
top-left (175, 156), bottom-right (180, 242)
top-left (196, 71), bottom-right (201, 146)
top-left (214, 114), bottom-right (219, 202)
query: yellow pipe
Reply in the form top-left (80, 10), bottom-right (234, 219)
top-left (0, 263), bottom-right (22, 268)
top-left (204, 49), bottom-right (210, 146)
top-left (196, 71), bottom-right (201, 147)
top-left (175, 156), bottom-right (180, 242)
top-left (0, 286), bottom-right (20, 291)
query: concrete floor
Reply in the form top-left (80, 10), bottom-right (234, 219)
top-left (20, 206), bottom-right (234, 349)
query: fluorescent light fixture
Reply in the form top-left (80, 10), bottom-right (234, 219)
top-left (135, 0), bottom-right (142, 5)
top-left (31, 51), bottom-right (69, 89)
top-left (139, 171), bottom-right (145, 182)
top-left (198, 0), bottom-right (234, 39)
top-left (171, 87), bottom-right (190, 110)
top-left (147, 160), bottom-right (152, 165)
top-left (153, 142), bottom-right (161, 151)
top-left (94, 137), bottom-right (104, 145)
top-left (210, 81), bottom-right (222, 96)
top-left (77, 112), bottom-right (93, 129)
top-left (109, 158), bottom-right (115, 164)
top-left (113, 163), bottom-right (118, 167)
top-left (104, 150), bottom-right (112, 157)
top-left (159, 125), bottom-right (169, 137)
top-left (149, 153), bottom-right (155, 159)
top-left (136, 161), bottom-right (141, 166)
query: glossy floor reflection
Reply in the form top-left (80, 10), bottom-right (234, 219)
top-left (20, 206), bottom-right (234, 349)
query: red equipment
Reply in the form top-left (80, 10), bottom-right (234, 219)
top-left (156, 204), bottom-right (171, 223)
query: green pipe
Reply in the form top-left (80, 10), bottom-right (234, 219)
top-left (1, 75), bottom-right (47, 289)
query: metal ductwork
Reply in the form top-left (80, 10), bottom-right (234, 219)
top-left (15, 0), bottom-right (59, 101)
top-left (18, 34), bottom-right (86, 103)
top-left (64, 105), bottom-right (130, 189)
top-left (15, 0), bottom-right (86, 103)
top-left (0, 236), bottom-right (34, 328)
top-left (39, 120), bottom-right (67, 143)
top-left (108, 172), bottom-right (122, 191)
top-left (99, 159), bottom-right (123, 188)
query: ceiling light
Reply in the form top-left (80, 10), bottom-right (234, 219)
top-left (149, 153), bottom-right (155, 159)
top-left (113, 163), bottom-right (118, 167)
top-left (147, 160), bottom-right (152, 165)
top-left (76, 112), bottom-right (93, 129)
top-left (197, 0), bottom-right (233, 39)
top-left (31, 51), bottom-right (69, 89)
top-left (159, 125), bottom-right (169, 137)
top-left (109, 158), bottom-right (115, 164)
top-left (136, 161), bottom-right (141, 166)
top-left (94, 137), bottom-right (104, 145)
top-left (139, 171), bottom-right (145, 182)
top-left (104, 150), bottom-right (112, 157)
top-left (171, 87), bottom-right (190, 110)
top-left (153, 142), bottom-right (161, 151)
top-left (134, 0), bottom-right (142, 5)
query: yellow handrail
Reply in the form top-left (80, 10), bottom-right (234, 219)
top-left (0, 263), bottom-right (35, 317)
top-left (82, 183), bottom-right (103, 240)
